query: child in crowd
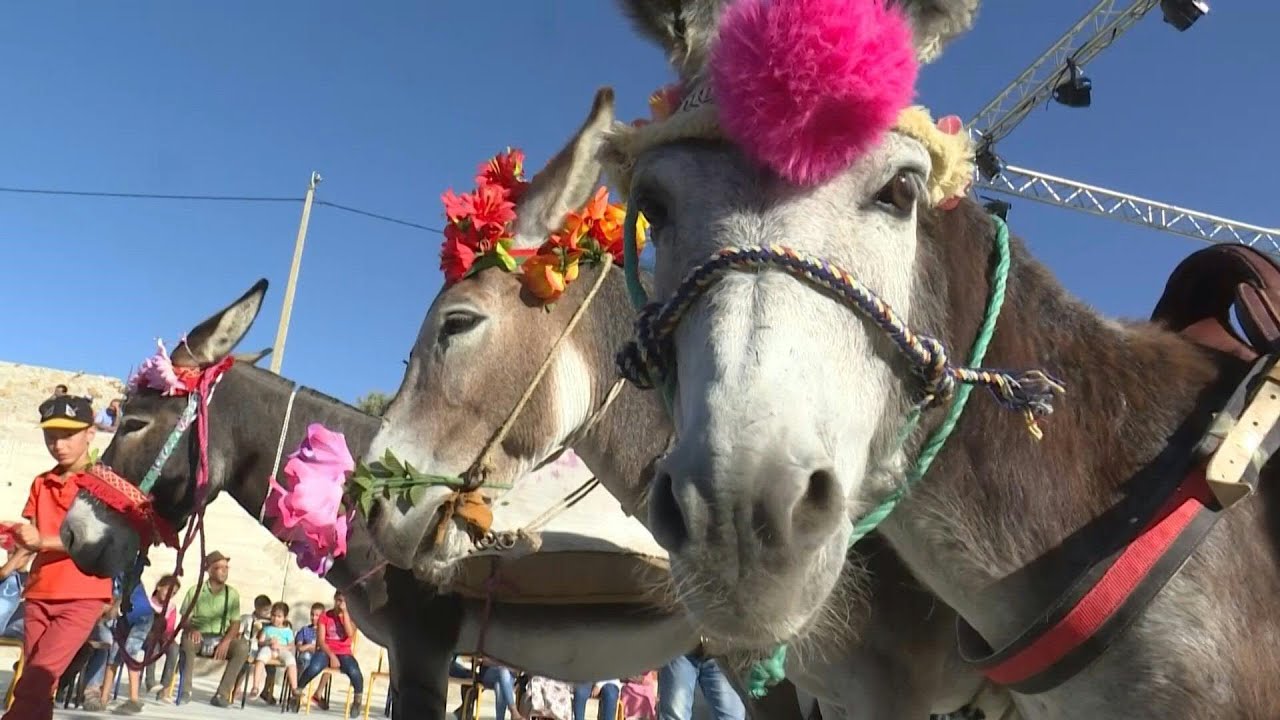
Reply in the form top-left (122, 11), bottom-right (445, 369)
top-left (251, 602), bottom-right (299, 702)
top-left (239, 594), bottom-right (276, 703)
top-left (294, 602), bottom-right (324, 670)
top-left (2, 396), bottom-right (113, 720)
top-left (101, 576), bottom-right (156, 714)
top-left (144, 575), bottom-right (182, 696)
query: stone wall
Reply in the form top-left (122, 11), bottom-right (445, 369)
top-left (0, 361), bottom-right (387, 676)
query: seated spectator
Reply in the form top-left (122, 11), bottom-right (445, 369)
top-left (49, 384), bottom-right (68, 399)
top-left (144, 575), bottom-right (181, 697)
top-left (94, 399), bottom-right (122, 432)
top-left (449, 655), bottom-right (523, 720)
top-left (297, 590), bottom-right (362, 718)
top-left (178, 551), bottom-right (249, 707)
top-left (101, 577), bottom-right (156, 714)
top-left (0, 552), bottom-right (29, 639)
top-left (294, 603), bottom-right (323, 674)
top-left (621, 672), bottom-right (658, 720)
top-left (524, 675), bottom-right (574, 720)
top-left (80, 592), bottom-right (120, 711)
top-left (237, 594), bottom-right (277, 703)
top-left (251, 602), bottom-right (299, 704)
top-left (658, 647), bottom-right (745, 720)
top-left (573, 680), bottom-right (620, 720)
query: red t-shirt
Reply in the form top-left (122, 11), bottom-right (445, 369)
top-left (321, 609), bottom-right (355, 655)
top-left (23, 469), bottom-right (113, 601)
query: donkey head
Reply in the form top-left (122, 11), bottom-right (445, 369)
top-left (363, 88), bottom-right (630, 581)
top-left (605, 0), bottom-right (981, 646)
top-left (61, 281), bottom-right (271, 578)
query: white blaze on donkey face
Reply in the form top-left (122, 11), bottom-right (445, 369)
top-left (634, 133), bottom-right (932, 645)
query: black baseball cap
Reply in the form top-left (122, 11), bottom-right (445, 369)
top-left (38, 395), bottom-right (94, 430)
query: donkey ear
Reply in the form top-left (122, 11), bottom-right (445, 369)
top-left (617, 0), bottom-right (724, 78)
top-left (511, 87), bottom-right (616, 245)
top-left (233, 347), bottom-right (273, 366)
top-left (889, 0), bottom-right (981, 63)
top-left (172, 279), bottom-right (269, 367)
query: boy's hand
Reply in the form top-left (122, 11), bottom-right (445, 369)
top-left (327, 653), bottom-right (340, 669)
top-left (15, 524), bottom-right (41, 551)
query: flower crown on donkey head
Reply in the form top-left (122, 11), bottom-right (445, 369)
top-left (438, 147), bottom-right (649, 304)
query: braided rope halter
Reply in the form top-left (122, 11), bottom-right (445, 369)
top-left (615, 203), bottom-right (1064, 695)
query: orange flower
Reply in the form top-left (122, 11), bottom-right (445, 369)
top-left (521, 251), bottom-right (580, 302)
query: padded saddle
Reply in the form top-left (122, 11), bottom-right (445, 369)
top-left (1151, 244), bottom-right (1280, 360)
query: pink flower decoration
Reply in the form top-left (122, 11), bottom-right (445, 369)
top-left (936, 115), bottom-right (963, 135)
top-left (710, 0), bottom-right (918, 186)
top-left (127, 339), bottom-right (188, 396)
top-left (264, 423), bottom-right (355, 576)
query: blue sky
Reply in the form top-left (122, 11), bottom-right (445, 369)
top-left (1, 2), bottom-right (1275, 405)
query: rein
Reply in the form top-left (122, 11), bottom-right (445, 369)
top-left (616, 211), bottom-right (1064, 695)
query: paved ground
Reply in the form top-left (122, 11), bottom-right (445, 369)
top-left (0, 668), bottom-right (494, 720)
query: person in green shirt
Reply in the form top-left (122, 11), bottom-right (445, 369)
top-left (178, 551), bottom-right (251, 707)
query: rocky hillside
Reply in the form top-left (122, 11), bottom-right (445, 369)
top-left (0, 360), bottom-right (125, 428)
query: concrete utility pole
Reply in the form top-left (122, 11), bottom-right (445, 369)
top-left (270, 171), bottom-right (322, 375)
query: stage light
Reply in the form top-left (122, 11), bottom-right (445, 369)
top-left (976, 144), bottom-right (1004, 181)
top-left (1052, 60), bottom-right (1092, 108)
top-left (1161, 0), bottom-right (1208, 31)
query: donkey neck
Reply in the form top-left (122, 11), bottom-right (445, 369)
top-left (213, 364), bottom-right (384, 590)
top-left (563, 272), bottom-right (671, 517)
top-left (879, 203), bottom-right (1241, 645)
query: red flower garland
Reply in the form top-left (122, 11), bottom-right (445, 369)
top-left (438, 148), bottom-right (646, 302)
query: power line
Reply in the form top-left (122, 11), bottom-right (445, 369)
top-left (314, 200), bottom-right (441, 233)
top-left (0, 185), bottom-right (300, 203)
top-left (0, 183), bottom-right (443, 234)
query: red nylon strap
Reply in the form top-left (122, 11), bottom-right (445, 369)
top-left (76, 466), bottom-right (179, 548)
top-left (982, 467), bottom-right (1215, 686)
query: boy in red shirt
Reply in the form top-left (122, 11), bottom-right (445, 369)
top-left (3, 395), bottom-right (113, 720)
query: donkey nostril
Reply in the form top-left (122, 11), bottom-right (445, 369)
top-left (648, 472), bottom-right (689, 553)
top-left (793, 468), bottom-right (842, 535)
top-left (803, 469), bottom-right (839, 510)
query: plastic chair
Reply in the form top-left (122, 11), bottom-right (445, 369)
top-left (0, 637), bottom-right (24, 710)
top-left (362, 649), bottom-right (391, 720)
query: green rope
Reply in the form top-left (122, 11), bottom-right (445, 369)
top-left (622, 202), bottom-right (676, 411)
top-left (745, 215), bottom-right (1012, 697)
top-left (622, 202), bottom-right (650, 310)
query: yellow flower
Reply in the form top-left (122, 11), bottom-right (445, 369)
top-left (521, 252), bottom-right (581, 302)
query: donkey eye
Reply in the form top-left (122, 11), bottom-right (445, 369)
top-left (874, 170), bottom-right (919, 216)
top-left (439, 311), bottom-right (483, 339)
top-left (118, 418), bottom-right (148, 435)
top-left (634, 192), bottom-right (669, 243)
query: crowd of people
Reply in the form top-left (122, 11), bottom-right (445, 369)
top-left (449, 647), bottom-right (745, 720)
top-left (0, 393), bottom-right (364, 719)
top-left (2, 389), bottom-right (753, 720)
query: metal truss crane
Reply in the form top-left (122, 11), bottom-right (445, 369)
top-left (956, 0), bottom-right (1276, 254)
top-left (967, 0), bottom-right (1159, 147)
top-left (974, 164), bottom-right (1280, 253)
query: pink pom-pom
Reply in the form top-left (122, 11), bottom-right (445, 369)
top-left (710, 0), bottom-right (919, 186)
